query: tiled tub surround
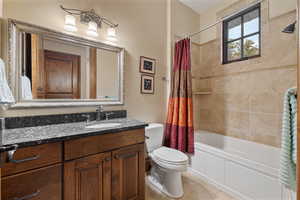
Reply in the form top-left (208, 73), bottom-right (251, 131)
top-left (192, 1), bottom-right (297, 147)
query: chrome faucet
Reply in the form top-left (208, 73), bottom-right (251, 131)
top-left (96, 105), bottom-right (104, 121)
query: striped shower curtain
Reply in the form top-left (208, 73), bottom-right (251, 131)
top-left (163, 38), bottom-right (194, 154)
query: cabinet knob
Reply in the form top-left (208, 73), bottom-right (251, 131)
top-left (104, 157), bottom-right (112, 162)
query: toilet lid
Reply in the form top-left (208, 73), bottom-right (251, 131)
top-left (152, 147), bottom-right (188, 164)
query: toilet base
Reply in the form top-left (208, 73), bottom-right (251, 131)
top-left (147, 164), bottom-right (184, 198)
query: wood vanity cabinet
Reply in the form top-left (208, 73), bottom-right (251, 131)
top-left (64, 152), bottom-right (112, 200)
top-left (1, 128), bottom-right (146, 200)
top-left (112, 144), bottom-right (145, 200)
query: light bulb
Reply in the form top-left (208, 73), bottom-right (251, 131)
top-left (64, 14), bottom-right (77, 32)
top-left (107, 27), bottom-right (117, 41)
top-left (86, 21), bottom-right (98, 37)
top-left (107, 27), bottom-right (116, 37)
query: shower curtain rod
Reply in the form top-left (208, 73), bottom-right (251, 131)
top-left (182, 0), bottom-right (264, 39)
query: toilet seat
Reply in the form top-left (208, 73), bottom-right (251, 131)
top-left (153, 147), bottom-right (188, 163)
top-left (151, 147), bottom-right (188, 171)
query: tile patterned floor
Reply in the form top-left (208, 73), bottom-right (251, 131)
top-left (146, 172), bottom-right (236, 200)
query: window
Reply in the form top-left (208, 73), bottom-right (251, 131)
top-left (222, 4), bottom-right (261, 64)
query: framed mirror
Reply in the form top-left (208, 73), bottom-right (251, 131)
top-left (5, 19), bottom-right (124, 108)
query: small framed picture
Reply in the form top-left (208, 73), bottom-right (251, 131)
top-left (140, 56), bottom-right (156, 74)
top-left (141, 75), bottom-right (154, 94)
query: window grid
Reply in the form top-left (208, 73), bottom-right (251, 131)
top-left (222, 3), bottom-right (261, 64)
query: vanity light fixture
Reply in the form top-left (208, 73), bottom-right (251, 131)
top-left (60, 5), bottom-right (118, 38)
top-left (64, 14), bottom-right (78, 32)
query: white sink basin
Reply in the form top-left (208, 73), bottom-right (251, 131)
top-left (86, 123), bottom-right (121, 129)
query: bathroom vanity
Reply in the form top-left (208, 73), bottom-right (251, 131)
top-left (0, 117), bottom-right (147, 200)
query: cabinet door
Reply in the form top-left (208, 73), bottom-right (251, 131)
top-left (64, 152), bottom-right (111, 200)
top-left (112, 144), bottom-right (145, 200)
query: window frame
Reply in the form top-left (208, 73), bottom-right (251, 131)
top-left (222, 3), bottom-right (261, 64)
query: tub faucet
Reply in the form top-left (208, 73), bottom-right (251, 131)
top-left (96, 105), bottom-right (104, 121)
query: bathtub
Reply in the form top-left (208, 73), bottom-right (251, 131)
top-left (188, 130), bottom-right (288, 200)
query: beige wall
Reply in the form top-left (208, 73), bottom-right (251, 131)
top-left (171, 0), bottom-right (200, 43)
top-left (193, 0), bottom-right (297, 147)
top-left (269, 0), bottom-right (297, 18)
top-left (1, 0), bottom-right (168, 123)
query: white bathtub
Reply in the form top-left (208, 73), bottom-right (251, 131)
top-left (188, 130), bottom-right (287, 200)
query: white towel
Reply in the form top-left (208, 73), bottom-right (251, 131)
top-left (21, 75), bottom-right (33, 100)
top-left (0, 58), bottom-right (15, 103)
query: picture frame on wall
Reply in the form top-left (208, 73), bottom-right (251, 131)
top-left (141, 75), bottom-right (154, 94)
top-left (140, 56), bottom-right (156, 74)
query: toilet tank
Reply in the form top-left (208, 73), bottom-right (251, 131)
top-left (145, 123), bottom-right (164, 152)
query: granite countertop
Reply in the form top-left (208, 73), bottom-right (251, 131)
top-left (0, 118), bottom-right (148, 152)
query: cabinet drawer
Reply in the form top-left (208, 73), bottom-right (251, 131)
top-left (2, 164), bottom-right (62, 200)
top-left (2, 143), bottom-right (62, 177)
top-left (65, 129), bottom-right (145, 160)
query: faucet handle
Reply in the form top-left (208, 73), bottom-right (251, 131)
top-left (82, 114), bottom-right (91, 124)
top-left (96, 105), bottom-right (104, 112)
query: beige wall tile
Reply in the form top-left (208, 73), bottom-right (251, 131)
top-left (250, 93), bottom-right (282, 114)
top-left (249, 113), bottom-right (281, 146)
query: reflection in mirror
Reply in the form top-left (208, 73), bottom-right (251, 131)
top-left (96, 49), bottom-right (119, 100)
top-left (22, 35), bottom-right (85, 100)
top-left (19, 31), bottom-right (121, 102)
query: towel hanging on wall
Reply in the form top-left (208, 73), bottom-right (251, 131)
top-left (279, 87), bottom-right (297, 191)
top-left (0, 58), bottom-right (15, 103)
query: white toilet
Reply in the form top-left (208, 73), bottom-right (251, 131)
top-left (145, 123), bottom-right (189, 198)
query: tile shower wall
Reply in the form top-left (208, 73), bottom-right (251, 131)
top-left (193, 0), bottom-right (297, 147)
